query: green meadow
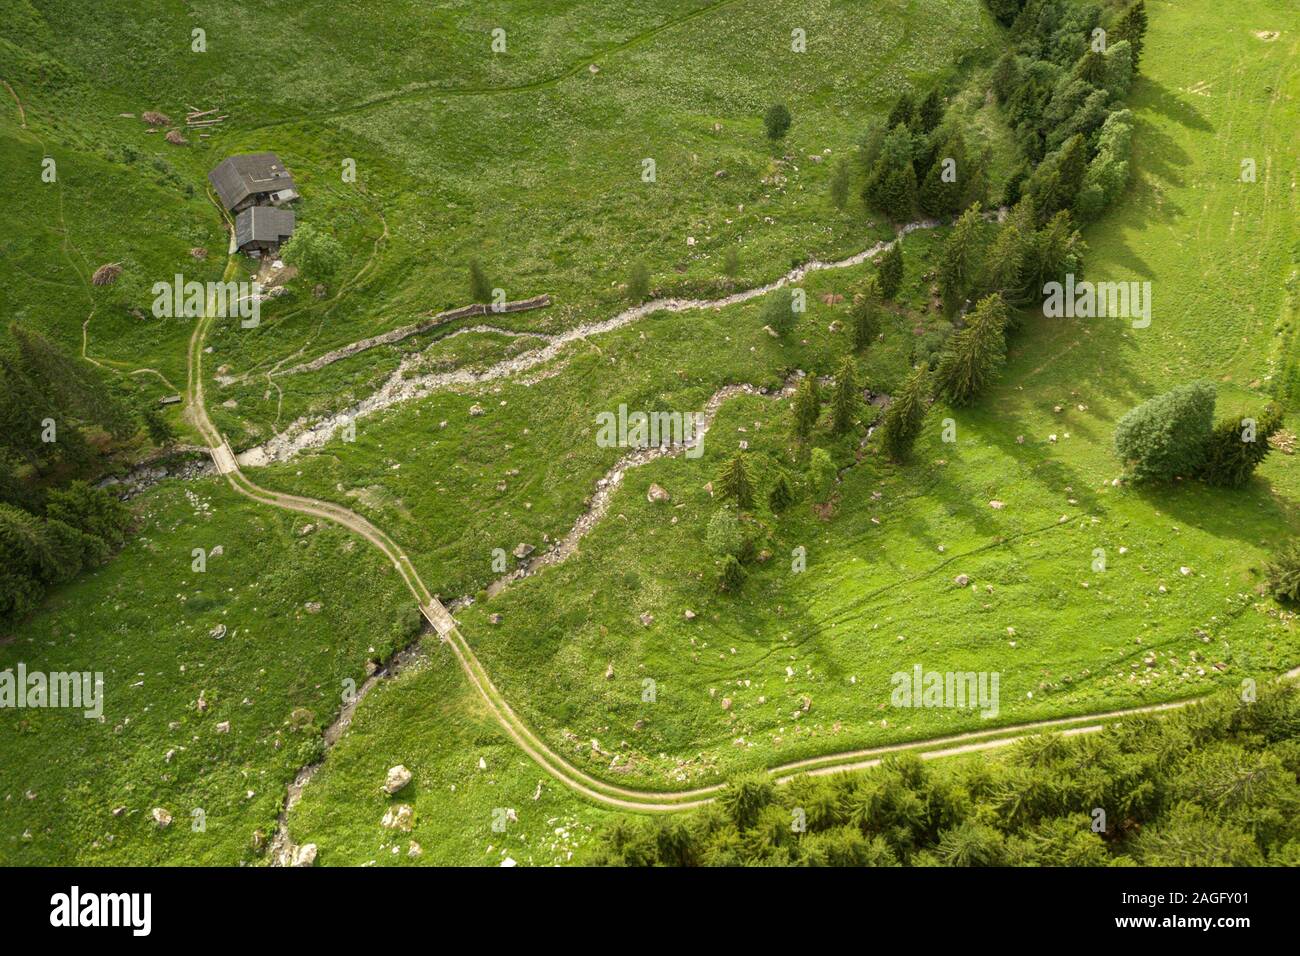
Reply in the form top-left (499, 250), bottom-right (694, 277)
top-left (0, 0), bottom-right (1297, 866)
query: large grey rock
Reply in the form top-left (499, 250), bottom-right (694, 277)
top-left (383, 764), bottom-right (413, 795)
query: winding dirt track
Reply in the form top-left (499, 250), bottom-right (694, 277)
top-left (188, 241), bottom-right (1300, 826)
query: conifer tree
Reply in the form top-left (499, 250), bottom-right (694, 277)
top-left (877, 241), bottom-right (904, 300)
top-left (938, 202), bottom-right (984, 316)
top-left (1028, 134), bottom-right (1087, 221)
top-left (864, 125), bottom-right (918, 221)
top-left (831, 356), bottom-right (858, 435)
top-left (878, 364), bottom-right (931, 462)
top-left (850, 280), bottom-right (881, 351)
top-left (887, 91), bottom-right (916, 131)
top-left (1112, 1), bottom-right (1148, 71)
top-left (718, 554), bottom-right (746, 593)
top-left (768, 471), bottom-right (793, 512)
top-left (792, 376), bottom-right (821, 439)
top-left (718, 453), bottom-right (755, 509)
top-left (916, 88), bottom-right (945, 134)
top-left (11, 325), bottom-right (134, 439)
top-left (919, 131), bottom-right (968, 217)
top-left (1199, 403), bottom-right (1285, 488)
top-left (935, 294), bottom-right (1011, 406)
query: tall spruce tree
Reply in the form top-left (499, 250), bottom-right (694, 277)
top-left (1199, 403), bottom-right (1285, 488)
top-left (878, 241), bottom-right (904, 299)
top-left (938, 202), bottom-right (984, 316)
top-left (718, 453), bottom-right (755, 509)
top-left (1112, 1), bottom-right (1148, 71)
top-left (850, 279), bottom-right (881, 351)
top-left (916, 88), bottom-right (945, 134)
top-left (919, 131), bottom-right (968, 217)
top-left (831, 356), bottom-right (858, 435)
top-left (792, 376), bottom-right (821, 439)
top-left (935, 294), bottom-right (1011, 406)
top-left (864, 125), bottom-right (918, 221)
top-left (768, 471), bottom-right (793, 512)
top-left (878, 364), bottom-right (931, 461)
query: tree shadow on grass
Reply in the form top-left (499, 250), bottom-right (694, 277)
top-left (1136, 77), bottom-right (1214, 134)
top-left (1129, 475), bottom-right (1300, 549)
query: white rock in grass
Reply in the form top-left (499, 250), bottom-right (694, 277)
top-left (382, 805), bottom-right (415, 831)
top-left (291, 843), bottom-right (318, 867)
top-left (383, 765), bottom-right (412, 795)
top-left (151, 807), bottom-right (173, 828)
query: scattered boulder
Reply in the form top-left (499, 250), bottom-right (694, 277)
top-left (488, 613), bottom-right (503, 625)
top-left (209, 623), bottom-right (226, 640)
top-left (646, 483), bottom-right (670, 504)
top-left (512, 542), bottom-right (535, 560)
top-left (683, 609), bottom-right (696, 621)
top-left (604, 662), bottom-right (615, 680)
top-left (954, 574), bottom-right (970, 586)
top-left (469, 404), bottom-right (486, 417)
top-left (383, 764), bottom-right (413, 795)
top-left (215, 721), bottom-right (230, 734)
top-left (151, 807), bottom-right (172, 828)
top-left (291, 843), bottom-right (318, 867)
top-left (381, 804), bottom-right (415, 831)
top-left (639, 612), bottom-right (655, 627)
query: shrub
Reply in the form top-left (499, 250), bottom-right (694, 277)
top-left (706, 508), bottom-right (745, 559)
top-left (761, 287), bottom-right (799, 336)
top-left (280, 224), bottom-right (344, 277)
top-left (763, 103), bottom-right (792, 140)
top-left (1265, 542), bottom-right (1300, 604)
top-left (1113, 382), bottom-right (1216, 482)
top-left (394, 604), bottom-right (425, 640)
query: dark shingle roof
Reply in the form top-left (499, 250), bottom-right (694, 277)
top-left (234, 206), bottom-right (296, 249)
top-left (208, 152), bottom-right (297, 211)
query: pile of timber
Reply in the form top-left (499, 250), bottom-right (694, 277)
top-left (186, 106), bottom-right (228, 134)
